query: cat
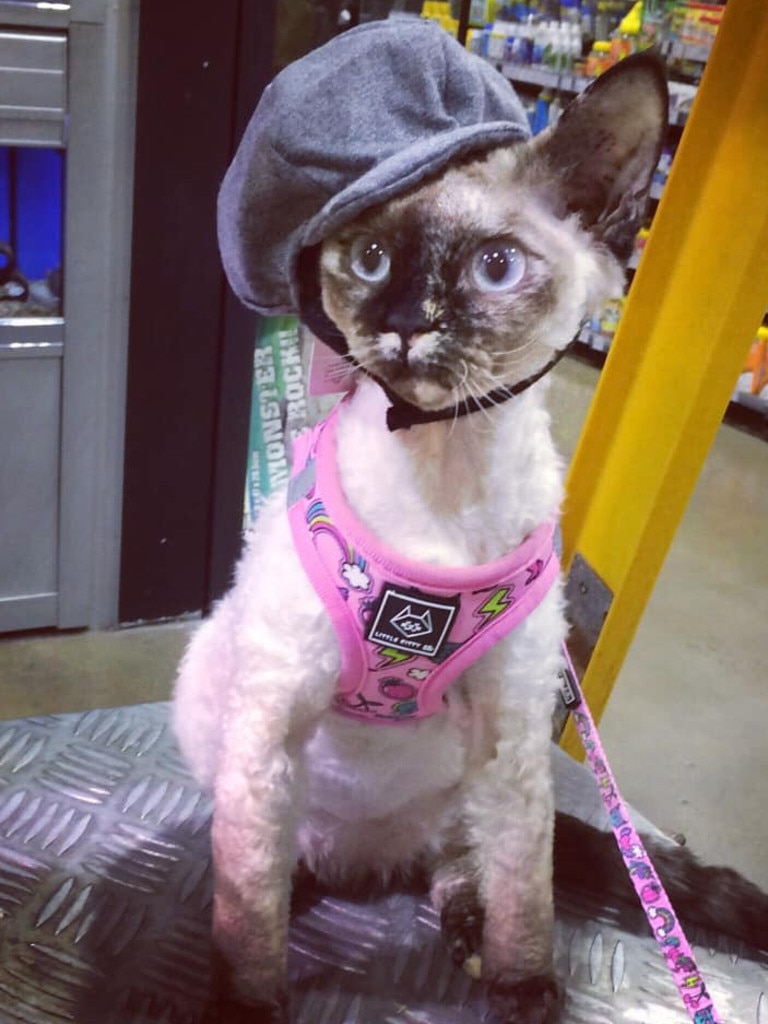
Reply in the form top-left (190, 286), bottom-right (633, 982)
top-left (173, 50), bottom-right (768, 1024)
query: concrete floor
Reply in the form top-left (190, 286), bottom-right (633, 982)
top-left (0, 355), bottom-right (766, 891)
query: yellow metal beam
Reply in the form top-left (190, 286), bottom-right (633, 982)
top-left (560, 0), bottom-right (768, 757)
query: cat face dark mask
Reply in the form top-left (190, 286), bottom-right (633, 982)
top-left (217, 18), bottom-right (531, 320)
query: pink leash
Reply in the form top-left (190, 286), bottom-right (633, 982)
top-left (560, 644), bottom-right (723, 1024)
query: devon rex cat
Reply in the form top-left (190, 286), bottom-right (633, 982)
top-left (173, 19), bottom-right (768, 1024)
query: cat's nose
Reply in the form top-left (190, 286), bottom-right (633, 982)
top-left (383, 308), bottom-right (433, 362)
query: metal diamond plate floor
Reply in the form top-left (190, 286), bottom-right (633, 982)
top-left (0, 703), bottom-right (765, 1024)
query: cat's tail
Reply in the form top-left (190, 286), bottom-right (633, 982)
top-left (553, 811), bottom-right (768, 957)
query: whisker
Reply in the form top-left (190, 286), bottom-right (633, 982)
top-left (470, 365), bottom-right (512, 395)
top-left (484, 332), bottom-right (557, 370)
top-left (344, 349), bottom-right (383, 379)
top-left (487, 348), bottom-right (544, 371)
top-left (460, 376), bottom-right (502, 428)
top-left (447, 360), bottom-right (471, 438)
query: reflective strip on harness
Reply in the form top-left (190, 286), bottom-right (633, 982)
top-left (287, 404), bottom-right (560, 724)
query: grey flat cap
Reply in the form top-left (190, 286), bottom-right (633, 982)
top-left (218, 17), bottom-right (531, 316)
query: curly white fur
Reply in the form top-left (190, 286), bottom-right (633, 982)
top-left (173, 374), bottom-right (569, 1006)
top-left (173, 57), bottom-right (668, 1019)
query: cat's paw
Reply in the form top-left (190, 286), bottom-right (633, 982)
top-left (207, 944), bottom-right (288, 1022)
top-left (200, 991), bottom-right (288, 1024)
top-left (439, 880), bottom-right (485, 968)
top-left (488, 972), bottom-right (565, 1024)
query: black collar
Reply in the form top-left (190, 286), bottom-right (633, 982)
top-left (380, 344), bottom-right (572, 430)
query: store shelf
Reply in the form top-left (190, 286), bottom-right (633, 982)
top-left (663, 40), bottom-right (712, 63)
top-left (495, 62), bottom-right (695, 128)
top-left (499, 61), bottom-right (589, 94)
top-left (576, 330), bottom-right (768, 422)
top-left (734, 391), bottom-right (768, 417)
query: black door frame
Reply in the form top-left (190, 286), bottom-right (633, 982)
top-left (119, 0), bottom-right (278, 622)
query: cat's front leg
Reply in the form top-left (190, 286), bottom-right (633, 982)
top-left (205, 944), bottom-right (288, 1024)
top-left (433, 727), bottom-right (563, 1024)
top-left (478, 723), bottom-right (564, 1024)
top-left (452, 614), bottom-right (566, 1024)
top-left (436, 801), bottom-right (562, 1024)
top-left (203, 722), bottom-right (300, 1023)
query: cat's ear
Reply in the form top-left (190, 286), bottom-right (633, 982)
top-left (533, 52), bottom-right (668, 261)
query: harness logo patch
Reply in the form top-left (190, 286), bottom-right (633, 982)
top-left (366, 586), bottom-right (459, 658)
top-left (391, 605), bottom-right (433, 639)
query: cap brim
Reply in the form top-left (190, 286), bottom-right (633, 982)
top-left (289, 119), bottom-right (530, 311)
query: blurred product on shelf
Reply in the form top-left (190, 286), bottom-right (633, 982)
top-left (667, 80), bottom-right (697, 123)
top-left (581, 296), bottom-right (625, 352)
top-left (669, 0), bottom-right (723, 50)
top-left (584, 39), bottom-right (611, 75)
top-left (630, 226), bottom-right (650, 268)
top-left (420, 1), bottom-right (459, 36)
top-left (464, 0), bottom-right (722, 83)
top-left (598, 297), bottom-right (625, 337)
top-left (652, 146), bottom-right (674, 190)
top-left (736, 327), bottom-right (768, 402)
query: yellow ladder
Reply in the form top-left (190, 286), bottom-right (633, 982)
top-left (560, 0), bottom-right (768, 757)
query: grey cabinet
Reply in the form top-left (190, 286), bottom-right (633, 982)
top-left (0, 4), bottom-right (137, 632)
top-left (0, 28), bottom-right (66, 631)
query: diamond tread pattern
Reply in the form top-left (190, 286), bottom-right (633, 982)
top-left (0, 704), bottom-right (765, 1023)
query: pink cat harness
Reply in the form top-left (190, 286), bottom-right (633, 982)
top-left (287, 403), bottom-right (560, 724)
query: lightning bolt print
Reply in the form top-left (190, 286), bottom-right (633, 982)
top-left (476, 586), bottom-right (514, 626)
top-left (376, 646), bottom-right (415, 669)
top-left (525, 559), bottom-right (545, 585)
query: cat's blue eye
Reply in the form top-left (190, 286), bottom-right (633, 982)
top-left (350, 238), bottom-right (391, 284)
top-left (471, 243), bottom-right (526, 293)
